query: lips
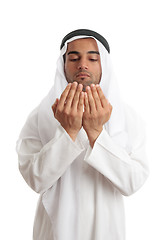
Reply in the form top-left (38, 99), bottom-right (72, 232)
top-left (76, 72), bottom-right (90, 78)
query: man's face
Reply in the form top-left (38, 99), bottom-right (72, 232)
top-left (64, 38), bottom-right (102, 91)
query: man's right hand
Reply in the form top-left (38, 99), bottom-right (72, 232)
top-left (52, 82), bottom-right (84, 141)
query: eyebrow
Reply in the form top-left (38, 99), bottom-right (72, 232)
top-left (67, 51), bottom-right (79, 55)
top-left (67, 51), bottom-right (100, 55)
top-left (88, 51), bottom-right (100, 55)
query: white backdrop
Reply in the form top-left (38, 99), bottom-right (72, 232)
top-left (0, 0), bottom-right (159, 239)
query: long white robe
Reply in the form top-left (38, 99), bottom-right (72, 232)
top-left (16, 103), bottom-right (149, 240)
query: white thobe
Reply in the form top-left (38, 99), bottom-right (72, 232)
top-left (16, 105), bottom-right (149, 240)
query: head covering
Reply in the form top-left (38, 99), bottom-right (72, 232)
top-left (60, 29), bottom-right (110, 53)
top-left (37, 29), bottom-right (128, 150)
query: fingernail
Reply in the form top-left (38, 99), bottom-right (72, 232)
top-left (78, 83), bottom-right (83, 89)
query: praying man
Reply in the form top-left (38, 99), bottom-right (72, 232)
top-left (16, 29), bottom-right (149, 240)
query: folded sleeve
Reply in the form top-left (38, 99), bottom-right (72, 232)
top-left (84, 113), bottom-right (149, 196)
top-left (16, 109), bottom-right (85, 194)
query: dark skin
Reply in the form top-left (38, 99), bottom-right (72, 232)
top-left (52, 38), bottom-right (112, 147)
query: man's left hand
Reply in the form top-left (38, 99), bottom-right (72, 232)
top-left (83, 84), bottom-right (112, 148)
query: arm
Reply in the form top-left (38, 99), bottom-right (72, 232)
top-left (17, 123), bottom-right (84, 194)
top-left (83, 84), bottom-right (149, 196)
top-left (84, 110), bottom-right (149, 196)
top-left (16, 83), bottom-right (85, 194)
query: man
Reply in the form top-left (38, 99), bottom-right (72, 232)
top-left (16, 29), bottom-right (149, 240)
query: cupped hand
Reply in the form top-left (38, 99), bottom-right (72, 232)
top-left (83, 84), bottom-right (112, 147)
top-left (52, 82), bottom-right (84, 141)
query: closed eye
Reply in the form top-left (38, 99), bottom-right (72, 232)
top-left (70, 58), bottom-right (79, 62)
top-left (90, 59), bottom-right (98, 61)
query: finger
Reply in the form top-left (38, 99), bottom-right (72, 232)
top-left (72, 84), bottom-right (83, 110)
top-left (77, 91), bottom-right (84, 112)
top-left (90, 84), bottom-right (102, 109)
top-left (65, 82), bottom-right (78, 109)
top-left (86, 86), bottom-right (96, 113)
top-left (58, 83), bottom-right (72, 110)
top-left (96, 85), bottom-right (109, 108)
top-left (84, 92), bottom-right (90, 113)
top-left (52, 98), bottom-right (59, 115)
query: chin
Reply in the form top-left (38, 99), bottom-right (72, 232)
top-left (72, 79), bottom-right (93, 91)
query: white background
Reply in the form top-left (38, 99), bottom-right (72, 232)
top-left (0, 0), bottom-right (159, 239)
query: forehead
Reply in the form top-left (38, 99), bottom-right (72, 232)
top-left (66, 38), bottom-right (99, 53)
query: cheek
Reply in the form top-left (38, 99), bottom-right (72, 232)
top-left (65, 62), bottom-right (73, 72)
top-left (93, 64), bottom-right (102, 76)
top-left (93, 64), bottom-right (102, 82)
top-left (64, 63), bottom-right (70, 76)
top-left (98, 64), bottom-right (102, 78)
top-left (98, 61), bottom-right (102, 73)
top-left (64, 64), bottom-right (76, 81)
top-left (64, 62), bottom-right (68, 73)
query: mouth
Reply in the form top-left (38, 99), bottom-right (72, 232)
top-left (76, 72), bottom-right (90, 78)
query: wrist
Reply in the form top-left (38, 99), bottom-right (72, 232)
top-left (86, 128), bottom-right (103, 148)
top-left (65, 128), bottom-right (79, 142)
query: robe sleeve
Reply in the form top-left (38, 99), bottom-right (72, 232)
top-left (84, 110), bottom-right (149, 196)
top-left (16, 109), bottom-right (85, 194)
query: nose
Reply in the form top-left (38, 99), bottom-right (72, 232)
top-left (78, 58), bottom-right (88, 70)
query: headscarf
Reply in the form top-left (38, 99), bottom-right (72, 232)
top-left (37, 29), bottom-right (128, 150)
